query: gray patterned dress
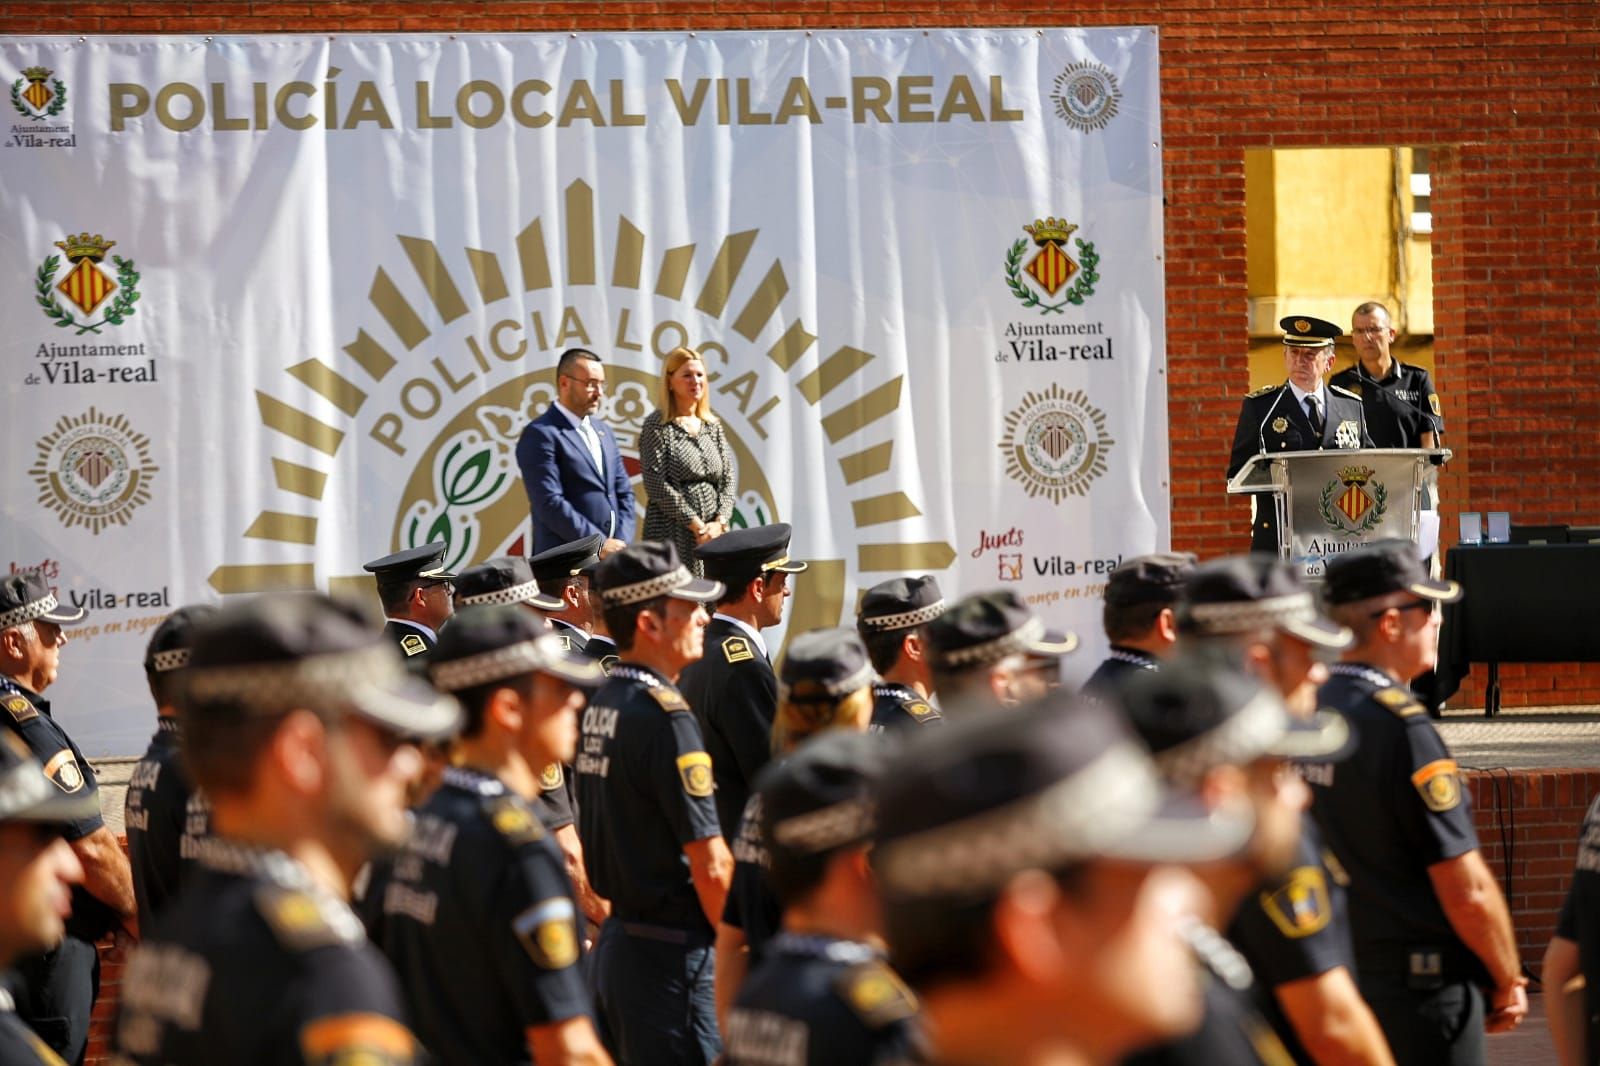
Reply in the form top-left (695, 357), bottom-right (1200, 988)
top-left (639, 409), bottom-right (736, 575)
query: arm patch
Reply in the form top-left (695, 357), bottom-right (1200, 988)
top-left (1258, 866), bottom-right (1332, 939)
top-left (1412, 758), bottom-right (1463, 812)
top-left (537, 762), bottom-right (565, 792)
top-left (300, 1012), bottom-right (415, 1065)
top-left (676, 751), bottom-right (714, 797)
top-left (512, 897), bottom-right (580, 970)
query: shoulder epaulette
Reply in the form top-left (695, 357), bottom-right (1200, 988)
top-left (834, 961), bottom-right (919, 1028)
top-left (722, 636), bottom-right (755, 664)
top-left (1373, 687), bottom-right (1426, 718)
top-left (485, 795), bottom-right (545, 846)
top-left (399, 633), bottom-right (427, 657)
top-left (2, 690), bottom-right (37, 724)
top-left (254, 884), bottom-right (350, 952)
top-left (1246, 383), bottom-right (1279, 399)
top-left (649, 687), bottom-right (690, 712)
top-left (902, 699), bottom-right (940, 723)
top-left (1329, 383), bottom-right (1361, 400)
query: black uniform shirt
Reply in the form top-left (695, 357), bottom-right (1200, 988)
top-left (365, 766), bottom-right (590, 1066)
top-left (867, 683), bottom-right (941, 734)
top-left (111, 841), bottom-right (417, 1065)
top-left (1329, 361), bottom-right (1443, 449)
top-left (721, 794), bottom-right (782, 960)
top-left (0, 989), bottom-right (65, 1065)
top-left (1555, 795), bottom-right (1600, 1064)
top-left (1227, 821), bottom-right (1355, 1065)
top-left (678, 616), bottom-right (778, 835)
top-left (1307, 664), bottom-right (1482, 980)
top-left (726, 934), bottom-right (920, 1066)
top-left (574, 663), bottom-right (723, 930)
top-left (126, 718), bottom-right (210, 934)
top-left (1079, 648), bottom-right (1159, 704)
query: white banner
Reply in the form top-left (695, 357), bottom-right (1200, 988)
top-left (0, 30), bottom-right (1167, 754)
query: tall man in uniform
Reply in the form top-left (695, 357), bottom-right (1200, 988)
top-left (364, 542), bottom-right (457, 662)
top-left (530, 534), bottom-right (606, 654)
top-left (924, 590), bottom-right (1076, 713)
top-left (1080, 553), bottom-right (1194, 702)
top-left (725, 732), bottom-right (918, 1066)
top-left (575, 543), bottom-right (732, 1065)
top-left (366, 606), bottom-right (612, 1066)
top-left (1330, 302), bottom-right (1444, 452)
top-left (125, 605), bottom-right (217, 936)
top-left (0, 572), bottom-right (136, 1066)
top-left (855, 575), bottom-right (945, 732)
top-left (1310, 541), bottom-right (1526, 1063)
top-left (678, 524), bottom-right (807, 836)
top-left (111, 592), bottom-right (460, 1065)
top-left (1227, 316), bottom-right (1372, 551)
top-left (0, 732), bottom-right (98, 1066)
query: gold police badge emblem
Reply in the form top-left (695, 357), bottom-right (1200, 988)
top-left (1411, 758), bottom-right (1462, 813)
top-left (1271, 417), bottom-right (1289, 434)
top-left (514, 897), bottom-right (580, 970)
top-left (676, 752), bottom-right (714, 797)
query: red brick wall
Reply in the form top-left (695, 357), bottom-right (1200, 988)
top-left (5, 1), bottom-right (1596, 711)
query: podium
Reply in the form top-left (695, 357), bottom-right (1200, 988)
top-left (1227, 448), bottom-right (1450, 577)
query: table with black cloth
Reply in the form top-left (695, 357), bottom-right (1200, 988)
top-left (1432, 544), bottom-right (1600, 715)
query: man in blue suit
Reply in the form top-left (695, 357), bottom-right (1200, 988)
top-left (518, 348), bottom-right (637, 558)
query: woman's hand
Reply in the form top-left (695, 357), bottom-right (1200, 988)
top-left (698, 520), bottom-right (723, 543)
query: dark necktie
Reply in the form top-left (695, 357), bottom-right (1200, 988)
top-left (1305, 395), bottom-right (1324, 436)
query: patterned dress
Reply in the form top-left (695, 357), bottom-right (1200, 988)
top-left (640, 409), bottom-right (736, 575)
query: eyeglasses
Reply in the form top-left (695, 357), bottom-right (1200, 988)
top-left (560, 373), bottom-right (605, 393)
top-left (1353, 327), bottom-right (1391, 338)
top-left (1368, 599), bottom-right (1439, 619)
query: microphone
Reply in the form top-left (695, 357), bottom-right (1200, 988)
top-left (1257, 384), bottom-right (1288, 456)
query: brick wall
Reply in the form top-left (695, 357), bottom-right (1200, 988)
top-left (3, 2), bottom-right (1596, 709)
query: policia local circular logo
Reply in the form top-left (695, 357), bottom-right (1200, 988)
top-left (28, 407), bottom-right (159, 534)
top-left (998, 384), bottom-right (1113, 503)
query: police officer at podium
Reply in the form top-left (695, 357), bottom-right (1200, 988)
top-left (1227, 316), bottom-right (1372, 551)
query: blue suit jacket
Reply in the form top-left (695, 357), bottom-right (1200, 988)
top-left (517, 404), bottom-right (637, 556)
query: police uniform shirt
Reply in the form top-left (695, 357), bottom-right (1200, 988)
top-left (1226, 821), bottom-right (1355, 1065)
top-left (574, 663), bottom-right (723, 929)
top-left (1555, 793), bottom-right (1600, 1062)
top-left (111, 841), bottom-right (417, 1065)
top-left (364, 766), bottom-right (589, 1066)
top-left (1329, 362), bottom-right (1443, 449)
top-left (721, 794), bottom-right (783, 961)
top-left (677, 616), bottom-right (779, 835)
top-left (0, 989), bottom-right (66, 1066)
top-left (1307, 664), bottom-right (1483, 981)
top-left (125, 718), bottom-right (210, 935)
top-left (383, 619), bottom-right (435, 662)
top-left (726, 935), bottom-right (919, 1066)
top-left (1078, 647), bottom-right (1159, 704)
top-left (1123, 923), bottom-right (1294, 1066)
top-left (867, 683), bottom-right (941, 734)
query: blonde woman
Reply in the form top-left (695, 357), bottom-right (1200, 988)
top-left (712, 628), bottom-right (876, 1031)
top-left (639, 347), bottom-right (736, 576)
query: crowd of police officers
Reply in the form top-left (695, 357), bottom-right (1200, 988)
top-left (0, 309), bottom-right (1591, 1066)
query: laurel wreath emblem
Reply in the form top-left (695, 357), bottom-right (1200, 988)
top-left (11, 77), bottom-right (66, 118)
top-left (36, 254), bottom-right (141, 335)
top-left (1005, 237), bottom-right (1099, 314)
top-left (1319, 479), bottom-right (1388, 534)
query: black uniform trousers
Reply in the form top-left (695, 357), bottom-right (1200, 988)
top-left (1361, 973), bottom-right (1485, 1066)
top-left (589, 917), bottom-right (719, 1066)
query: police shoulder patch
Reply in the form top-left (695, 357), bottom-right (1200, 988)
top-left (676, 751), bottom-right (714, 798)
top-left (835, 962), bottom-right (918, 1028)
top-left (299, 1011), bottom-right (415, 1066)
top-left (1429, 393), bottom-right (1442, 416)
top-left (513, 897), bottom-right (580, 971)
top-left (903, 700), bottom-right (940, 723)
top-left (3, 693), bottom-right (37, 723)
top-left (1373, 687), bottom-right (1425, 717)
top-left (537, 762), bottom-right (565, 793)
top-left (722, 636), bottom-right (755, 664)
top-left (1329, 383), bottom-right (1361, 400)
top-left (485, 796), bottom-right (545, 845)
top-left (400, 633), bottom-right (427, 657)
top-left (649, 686), bottom-right (690, 712)
top-left (42, 749), bottom-right (85, 794)
top-left (1411, 758), bottom-right (1463, 813)
top-left (256, 886), bottom-right (346, 952)
top-left (1246, 383), bottom-right (1279, 399)
top-left (1258, 865), bottom-right (1332, 939)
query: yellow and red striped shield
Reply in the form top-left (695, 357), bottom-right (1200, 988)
top-left (56, 258), bottom-right (116, 316)
top-left (1336, 483), bottom-right (1373, 524)
top-left (22, 78), bottom-right (53, 113)
top-left (1025, 240), bottom-right (1078, 297)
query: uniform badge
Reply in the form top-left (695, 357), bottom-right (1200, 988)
top-left (1412, 758), bottom-right (1462, 813)
top-left (400, 633), bottom-right (427, 657)
top-left (513, 897), bottom-right (580, 970)
top-left (1334, 420), bottom-right (1361, 449)
top-left (537, 763), bottom-right (564, 792)
top-left (648, 687), bottom-right (689, 713)
top-left (299, 1011), bottom-right (415, 1066)
top-left (555, 634), bottom-right (576, 651)
top-left (1258, 866), bottom-right (1332, 938)
top-left (676, 751), bottom-right (714, 797)
top-left (1429, 393), bottom-right (1441, 416)
top-left (42, 749), bottom-right (85, 793)
top-left (486, 796), bottom-right (544, 845)
top-left (836, 962), bottom-right (919, 1028)
top-left (599, 655), bottom-right (618, 676)
top-left (1246, 384), bottom-right (1278, 399)
top-left (3, 694), bottom-right (37, 723)
top-left (904, 701), bottom-right (940, 723)
top-left (1270, 417), bottom-right (1289, 434)
top-left (1373, 687), bottom-right (1425, 717)
top-left (722, 636), bottom-right (754, 664)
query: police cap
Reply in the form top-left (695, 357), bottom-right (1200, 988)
top-left (857, 575), bottom-right (945, 632)
top-left (0, 570), bottom-right (88, 630)
top-left (362, 542), bottom-right (456, 591)
top-left (758, 731), bottom-right (886, 871)
top-left (528, 534), bottom-right (604, 587)
top-left (594, 541), bottom-right (723, 606)
top-left (183, 592), bottom-right (461, 741)
top-left (454, 556), bottom-right (564, 612)
top-left (778, 627), bottom-right (874, 702)
top-left (0, 732), bottom-right (99, 825)
top-left (1104, 553), bottom-right (1197, 608)
top-left (143, 604), bottom-right (220, 674)
top-left (430, 604), bottom-right (604, 692)
top-left (1321, 539), bottom-right (1463, 606)
top-left (1118, 654), bottom-right (1355, 788)
top-left (1178, 554), bottom-right (1353, 649)
top-left (1280, 315), bottom-right (1342, 348)
top-left (694, 523), bottom-right (808, 586)
top-left (925, 590), bottom-right (1077, 671)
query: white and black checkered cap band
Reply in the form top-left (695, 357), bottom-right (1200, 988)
top-left (1154, 691), bottom-right (1289, 789)
top-left (150, 648), bottom-right (192, 673)
top-left (937, 615), bottom-right (1048, 669)
top-left (0, 594), bottom-right (57, 632)
top-left (184, 643), bottom-right (405, 711)
top-left (457, 579), bottom-right (558, 609)
top-left (430, 636), bottom-right (599, 691)
top-left (772, 798), bottom-right (875, 855)
top-left (778, 660), bottom-right (876, 703)
top-left (877, 744), bottom-right (1163, 900)
top-left (600, 565), bottom-right (708, 606)
top-left (1185, 592), bottom-right (1317, 635)
top-left (859, 599), bottom-right (946, 632)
